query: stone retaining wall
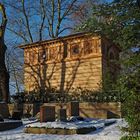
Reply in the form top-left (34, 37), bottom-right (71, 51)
top-left (42, 102), bottom-right (121, 119)
top-left (8, 102), bottom-right (121, 119)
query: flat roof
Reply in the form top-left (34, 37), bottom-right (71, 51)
top-left (19, 32), bottom-right (94, 49)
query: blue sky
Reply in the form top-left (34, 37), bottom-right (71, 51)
top-left (1, 0), bottom-right (114, 95)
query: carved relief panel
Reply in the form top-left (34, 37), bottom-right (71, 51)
top-left (83, 39), bottom-right (93, 55)
top-left (84, 38), bottom-right (99, 55)
top-left (70, 43), bottom-right (80, 57)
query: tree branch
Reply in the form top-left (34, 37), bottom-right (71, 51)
top-left (62, 0), bottom-right (77, 20)
top-left (7, 27), bottom-right (28, 43)
top-left (0, 3), bottom-right (7, 38)
top-left (55, 0), bottom-right (61, 37)
top-left (50, 0), bottom-right (55, 38)
top-left (21, 0), bottom-right (33, 43)
top-left (39, 0), bottom-right (46, 41)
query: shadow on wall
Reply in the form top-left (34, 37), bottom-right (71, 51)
top-left (24, 40), bottom-right (81, 94)
top-left (79, 102), bottom-right (121, 119)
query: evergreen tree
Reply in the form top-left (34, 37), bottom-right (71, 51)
top-left (79, 0), bottom-right (140, 136)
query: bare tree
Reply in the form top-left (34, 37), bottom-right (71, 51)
top-left (1, 0), bottom-right (79, 94)
top-left (4, 0), bottom-right (79, 43)
top-left (6, 49), bottom-right (24, 94)
top-left (70, 0), bottom-right (105, 29)
top-left (0, 3), bottom-right (9, 103)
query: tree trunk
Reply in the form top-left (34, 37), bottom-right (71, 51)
top-left (0, 42), bottom-right (10, 103)
top-left (0, 70), bottom-right (10, 103)
top-left (0, 3), bottom-right (9, 103)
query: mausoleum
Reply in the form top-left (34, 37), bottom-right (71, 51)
top-left (19, 32), bottom-right (120, 93)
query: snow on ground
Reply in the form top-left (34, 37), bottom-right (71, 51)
top-left (0, 119), bottom-right (126, 140)
top-left (26, 118), bottom-right (116, 129)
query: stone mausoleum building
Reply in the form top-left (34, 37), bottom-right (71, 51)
top-left (19, 32), bottom-right (120, 93)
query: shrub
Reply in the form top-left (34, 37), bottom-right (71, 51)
top-left (12, 87), bottom-right (121, 103)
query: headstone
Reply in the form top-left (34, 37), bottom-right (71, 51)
top-left (40, 106), bottom-right (55, 122)
top-left (57, 109), bottom-right (66, 121)
top-left (14, 102), bottom-right (23, 115)
top-left (0, 102), bottom-right (10, 118)
top-left (23, 104), bottom-right (32, 118)
top-left (23, 103), bottom-right (40, 117)
top-left (12, 110), bottom-right (22, 120)
top-left (0, 114), bottom-right (4, 122)
top-left (68, 101), bottom-right (79, 116)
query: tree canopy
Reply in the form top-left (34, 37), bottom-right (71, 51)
top-left (79, 0), bottom-right (140, 136)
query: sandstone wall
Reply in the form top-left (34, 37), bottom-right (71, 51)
top-left (24, 35), bottom-right (102, 92)
top-left (43, 102), bottom-right (121, 119)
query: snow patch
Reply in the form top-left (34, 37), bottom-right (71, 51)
top-left (0, 119), bottom-right (127, 140)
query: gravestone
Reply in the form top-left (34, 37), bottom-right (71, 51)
top-left (67, 101), bottom-right (79, 117)
top-left (23, 103), bottom-right (40, 117)
top-left (57, 108), bottom-right (66, 121)
top-left (12, 110), bottom-right (22, 120)
top-left (0, 102), bottom-right (10, 118)
top-left (0, 114), bottom-right (4, 122)
top-left (40, 106), bottom-right (55, 122)
top-left (11, 100), bottom-right (23, 120)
